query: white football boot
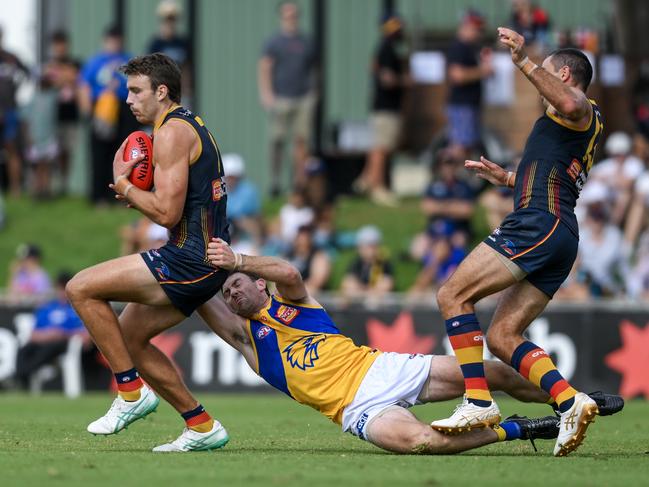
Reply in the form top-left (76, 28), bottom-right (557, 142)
top-left (87, 385), bottom-right (159, 435)
top-left (431, 395), bottom-right (501, 434)
top-left (152, 421), bottom-right (230, 452)
top-left (554, 392), bottom-right (599, 457)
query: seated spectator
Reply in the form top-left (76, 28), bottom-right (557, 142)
top-left (553, 260), bottom-right (590, 302)
top-left (423, 151), bottom-right (476, 234)
top-left (589, 131), bottom-right (644, 226)
top-left (15, 271), bottom-right (93, 388)
top-left (8, 244), bottom-right (52, 303)
top-left (410, 151), bottom-right (475, 263)
top-left (120, 217), bottom-right (168, 255)
top-left (576, 184), bottom-right (627, 297)
top-left (340, 225), bottom-right (394, 301)
top-left (408, 228), bottom-right (467, 297)
top-left (275, 188), bottom-right (315, 250)
top-left (285, 224), bottom-right (331, 294)
top-left (626, 231), bottom-right (649, 300)
top-left (222, 153), bottom-right (264, 246)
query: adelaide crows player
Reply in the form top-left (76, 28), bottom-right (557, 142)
top-left (66, 53), bottom-right (230, 452)
top-left (430, 28), bottom-right (605, 457)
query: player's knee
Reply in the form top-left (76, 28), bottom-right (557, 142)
top-left (485, 327), bottom-right (508, 360)
top-left (436, 282), bottom-right (456, 312)
top-left (65, 272), bottom-right (89, 303)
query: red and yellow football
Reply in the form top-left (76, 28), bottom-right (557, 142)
top-left (124, 131), bottom-right (154, 191)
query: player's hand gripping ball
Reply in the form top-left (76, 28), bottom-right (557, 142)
top-left (124, 131), bottom-right (154, 190)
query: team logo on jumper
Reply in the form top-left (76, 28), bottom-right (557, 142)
top-left (500, 239), bottom-right (516, 256)
top-left (275, 305), bottom-right (300, 324)
top-left (155, 263), bottom-right (170, 280)
top-left (256, 325), bottom-right (272, 340)
top-left (283, 334), bottom-right (326, 370)
top-left (212, 178), bottom-right (226, 201)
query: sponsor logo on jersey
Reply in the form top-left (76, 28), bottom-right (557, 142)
top-left (275, 305), bottom-right (300, 324)
top-left (212, 178), bottom-right (226, 201)
top-left (256, 325), bottom-right (272, 340)
top-left (283, 334), bottom-right (326, 370)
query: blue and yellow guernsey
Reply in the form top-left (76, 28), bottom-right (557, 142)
top-left (514, 100), bottom-right (604, 236)
top-left (246, 295), bottom-right (381, 424)
top-left (154, 105), bottom-right (229, 261)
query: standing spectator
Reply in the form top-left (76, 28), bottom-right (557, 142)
top-left (353, 13), bottom-right (408, 207)
top-left (276, 188), bottom-right (315, 249)
top-left (15, 271), bottom-right (92, 389)
top-left (510, 0), bottom-right (550, 48)
top-left (23, 74), bottom-right (59, 199)
top-left (222, 153), bottom-right (264, 247)
top-left (147, 0), bottom-right (193, 106)
top-left (258, 1), bottom-right (317, 195)
top-left (286, 224), bottom-right (331, 294)
top-left (341, 225), bottom-right (394, 300)
top-left (589, 132), bottom-right (644, 226)
top-left (7, 244), bottom-right (51, 303)
top-left (78, 26), bottom-right (138, 205)
top-left (42, 30), bottom-right (81, 194)
top-left (0, 25), bottom-right (29, 197)
top-left (446, 10), bottom-right (493, 158)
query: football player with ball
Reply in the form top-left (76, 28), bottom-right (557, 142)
top-left (66, 53), bottom-right (230, 452)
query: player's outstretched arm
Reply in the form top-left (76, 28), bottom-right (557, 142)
top-left (497, 27), bottom-right (591, 123)
top-left (465, 156), bottom-right (515, 188)
top-left (111, 120), bottom-right (191, 228)
top-left (207, 238), bottom-right (314, 304)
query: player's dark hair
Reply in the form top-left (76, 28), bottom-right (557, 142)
top-left (120, 53), bottom-right (182, 103)
top-left (548, 48), bottom-right (593, 91)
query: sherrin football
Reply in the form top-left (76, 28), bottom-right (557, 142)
top-left (124, 131), bottom-right (154, 191)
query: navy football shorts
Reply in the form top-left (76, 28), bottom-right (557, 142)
top-left (141, 245), bottom-right (228, 316)
top-left (483, 208), bottom-right (578, 297)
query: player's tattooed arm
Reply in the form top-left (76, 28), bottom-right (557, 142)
top-left (497, 27), bottom-right (591, 123)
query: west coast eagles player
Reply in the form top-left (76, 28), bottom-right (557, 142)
top-left (66, 53), bottom-right (230, 451)
top-left (202, 238), bottom-right (576, 454)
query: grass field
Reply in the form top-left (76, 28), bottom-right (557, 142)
top-left (0, 393), bottom-right (646, 487)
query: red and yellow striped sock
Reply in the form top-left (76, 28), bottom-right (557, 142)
top-left (511, 341), bottom-right (577, 413)
top-left (115, 368), bottom-right (144, 402)
top-left (182, 404), bottom-right (214, 433)
top-left (446, 314), bottom-right (492, 406)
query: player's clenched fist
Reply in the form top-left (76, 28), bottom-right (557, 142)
top-left (207, 238), bottom-right (238, 270)
top-left (497, 27), bottom-right (527, 65)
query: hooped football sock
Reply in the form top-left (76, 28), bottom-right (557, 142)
top-left (115, 368), bottom-right (144, 402)
top-left (445, 314), bottom-right (492, 406)
top-left (182, 404), bottom-right (214, 433)
top-left (511, 341), bottom-right (577, 413)
top-left (493, 421), bottom-right (522, 442)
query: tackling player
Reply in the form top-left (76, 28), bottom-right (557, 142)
top-left (200, 238), bottom-right (613, 454)
top-left (66, 53), bottom-right (230, 451)
top-left (431, 28), bottom-right (605, 457)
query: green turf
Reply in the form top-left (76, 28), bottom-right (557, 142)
top-left (0, 393), bottom-right (646, 486)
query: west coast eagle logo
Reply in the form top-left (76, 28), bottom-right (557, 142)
top-left (283, 334), bottom-right (326, 370)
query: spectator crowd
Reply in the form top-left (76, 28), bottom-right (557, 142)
top-left (3, 0), bottom-right (649, 305)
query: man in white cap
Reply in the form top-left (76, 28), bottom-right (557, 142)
top-left (589, 131), bottom-right (644, 225)
top-left (222, 153), bottom-right (263, 246)
top-left (340, 225), bottom-right (394, 300)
